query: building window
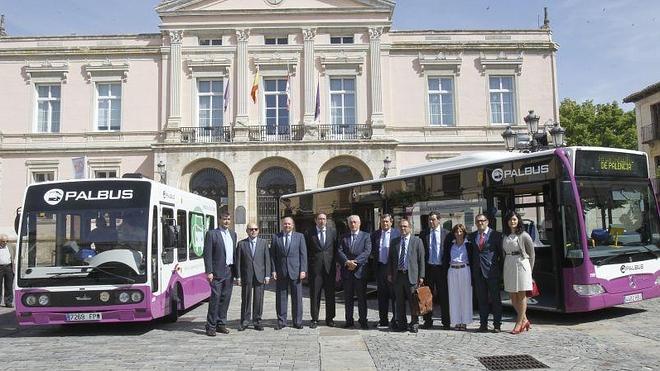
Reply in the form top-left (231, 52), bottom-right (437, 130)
top-left (264, 78), bottom-right (289, 136)
top-left (197, 79), bottom-right (224, 127)
top-left (428, 77), bottom-right (454, 126)
top-left (265, 37), bottom-right (288, 45)
top-left (35, 84), bottom-right (61, 133)
top-left (652, 102), bottom-right (660, 125)
top-left (96, 83), bottom-right (122, 131)
top-left (199, 38), bottom-right (222, 46)
top-left (32, 171), bottom-right (55, 183)
top-left (94, 170), bottom-right (117, 178)
top-left (489, 76), bottom-right (515, 125)
top-left (331, 36), bottom-right (354, 44)
top-left (330, 77), bottom-right (356, 127)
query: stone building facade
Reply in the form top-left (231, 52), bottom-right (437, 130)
top-left (0, 0), bottom-right (559, 238)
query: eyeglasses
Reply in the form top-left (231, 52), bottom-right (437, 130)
top-left (248, 228), bottom-right (259, 231)
top-left (476, 219), bottom-right (488, 223)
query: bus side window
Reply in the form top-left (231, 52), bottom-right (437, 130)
top-left (151, 206), bottom-right (159, 292)
top-left (177, 210), bottom-right (188, 261)
top-left (161, 207), bottom-right (176, 264)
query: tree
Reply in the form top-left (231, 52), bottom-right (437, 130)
top-left (559, 99), bottom-right (637, 150)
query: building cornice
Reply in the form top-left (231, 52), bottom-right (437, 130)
top-left (0, 47), bottom-right (162, 57)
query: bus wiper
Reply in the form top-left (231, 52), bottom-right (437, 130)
top-left (85, 266), bottom-right (135, 284)
top-left (595, 251), bottom-right (637, 266)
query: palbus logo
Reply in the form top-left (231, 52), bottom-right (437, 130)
top-left (491, 169), bottom-right (504, 182)
top-left (44, 188), bottom-right (65, 205)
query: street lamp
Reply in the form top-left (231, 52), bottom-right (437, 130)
top-left (381, 156), bottom-right (392, 178)
top-left (501, 110), bottom-right (566, 152)
top-left (157, 160), bottom-right (167, 184)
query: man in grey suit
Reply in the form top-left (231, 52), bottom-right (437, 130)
top-left (235, 222), bottom-right (271, 331)
top-left (306, 213), bottom-right (338, 328)
top-left (204, 212), bottom-right (237, 337)
top-left (337, 215), bottom-right (372, 329)
top-left (271, 217), bottom-right (307, 330)
top-left (388, 219), bottom-right (425, 333)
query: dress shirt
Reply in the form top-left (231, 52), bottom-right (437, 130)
top-left (0, 245), bottom-right (10, 265)
top-left (428, 227), bottom-right (443, 265)
top-left (221, 228), bottom-right (234, 265)
top-left (450, 241), bottom-right (469, 265)
top-left (379, 229), bottom-right (391, 264)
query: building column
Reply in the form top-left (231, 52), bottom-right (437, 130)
top-left (302, 28), bottom-right (317, 128)
top-left (166, 30), bottom-right (183, 130)
top-left (234, 29), bottom-right (251, 142)
top-left (369, 27), bottom-right (386, 139)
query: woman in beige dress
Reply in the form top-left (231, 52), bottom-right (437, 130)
top-left (502, 211), bottom-right (535, 334)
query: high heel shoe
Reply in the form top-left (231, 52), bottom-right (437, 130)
top-left (510, 324), bottom-right (523, 334)
top-left (523, 320), bottom-right (531, 331)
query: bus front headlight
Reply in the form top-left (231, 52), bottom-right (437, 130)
top-left (99, 292), bottom-right (110, 303)
top-left (38, 294), bottom-right (50, 306)
top-left (130, 291), bottom-right (143, 303)
top-left (118, 292), bottom-right (130, 303)
top-left (573, 284), bottom-right (605, 296)
top-left (25, 295), bottom-right (37, 306)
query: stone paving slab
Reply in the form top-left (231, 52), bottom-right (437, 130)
top-left (0, 286), bottom-right (658, 370)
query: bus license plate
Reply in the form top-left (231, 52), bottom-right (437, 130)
top-left (65, 313), bottom-right (102, 322)
top-left (623, 293), bottom-right (642, 304)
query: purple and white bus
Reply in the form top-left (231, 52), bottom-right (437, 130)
top-left (280, 147), bottom-right (660, 312)
top-left (14, 177), bottom-right (216, 325)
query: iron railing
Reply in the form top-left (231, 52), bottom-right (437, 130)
top-left (180, 126), bottom-right (233, 143)
top-left (248, 125), bottom-right (305, 142)
top-left (317, 124), bottom-right (372, 140)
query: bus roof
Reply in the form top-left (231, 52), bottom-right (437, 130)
top-left (282, 146), bottom-right (646, 199)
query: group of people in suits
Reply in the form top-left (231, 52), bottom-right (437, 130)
top-left (203, 209), bottom-right (535, 336)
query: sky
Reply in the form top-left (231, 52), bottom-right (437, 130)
top-left (1, 0), bottom-right (658, 110)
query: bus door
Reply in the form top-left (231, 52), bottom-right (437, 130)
top-left (160, 206), bottom-right (178, 293)
top-left (487, 182), bottom-right (563, 311)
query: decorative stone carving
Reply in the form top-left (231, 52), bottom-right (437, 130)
top-left (417, 51), bottom-right (463, 75)
top-left (368, 27), bottom-right (384, 40)
top-left (83, 59), bottom-right (130, 82)
top-left (302, 28), bottom-right (317, 41)
top-left (236, 29), bottom-right (250, 42)
top-left (24, 61), bottom-right (69, 83)
top-left (319, 52), bottom-right (364, 75)
top-left (185, 57), bottom-right (231, 78)
top-left (478, 51), bottom-right (524, 75)
top-left (169, 30), bottom-right (183, 44)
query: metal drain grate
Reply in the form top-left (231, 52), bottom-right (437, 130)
top-left (478, 354), bottom-right (549, 370)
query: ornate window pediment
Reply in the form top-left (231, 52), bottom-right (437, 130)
top-left (185, 57), bottom-right (231, 78)
top-left (252, 53), bottom-right (297, 75)
top-left (418, 52), bottom-right (462, 75)
top-left (318, 52), bottom-right (364, 75)
top-left (83, 60), bottom-right (129, 82)
top-left (479, 51), bottom-right (524, 76)
top-left (24, 61), bottom-right (69, 83)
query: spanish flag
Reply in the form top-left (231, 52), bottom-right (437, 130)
top-left (250, 70), bottom-right (259, 104)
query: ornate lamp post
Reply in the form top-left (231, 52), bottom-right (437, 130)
top-left (157, 160), bottom-right (167, 184)
top-left (381, 156), bottom-right (392, 178)
top-left (502, 110), bottom-right (566, 152)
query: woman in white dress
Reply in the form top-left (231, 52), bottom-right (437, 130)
top-left (502, 211), bottom-right (535, 334)
top-left (444, 224), bottom-right (473, 330)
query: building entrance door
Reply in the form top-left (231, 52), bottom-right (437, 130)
top-left (257, 167), bottom-right (296, 242)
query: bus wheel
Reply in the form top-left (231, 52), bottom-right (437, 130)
top-left (165, 288), bottom-right (180, 323)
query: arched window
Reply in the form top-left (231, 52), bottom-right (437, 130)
top-left (257, 167), bottom-right (296, 241)
top-left (324, 165), bottom-right (363, 187)
top-left (190, 168), bottom-right (229, 215)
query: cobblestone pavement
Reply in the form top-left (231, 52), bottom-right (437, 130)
top-left (0, 287), bottom-right (658, 370)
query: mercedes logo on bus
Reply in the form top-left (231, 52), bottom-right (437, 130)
top-left (44, 188), bottom-right (64, 205)
top-left (491, 169), bottom-right (504, 182)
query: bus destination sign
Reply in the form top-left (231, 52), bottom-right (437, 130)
top-left (575, 151), bottom-right (647, 178)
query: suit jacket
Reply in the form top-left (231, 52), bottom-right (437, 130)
top-left (388, 235), bottom-right (425, 285)
top-left (337, 231), bottom-right (372, 279)
top-left (370, 228), bottom-right (400, 265)
top-left (305, 226), bottom-right (337, 275)
top-left (270, 231), bottom-right (308, 280)
top-left (420, 228), bottom-right (450, 270)
top-left (235, 237), bottom-right (271, 284)
top-left (203, 228), bottom-right (237, 280)
top-left (468, 229), bottom-right (503, 280)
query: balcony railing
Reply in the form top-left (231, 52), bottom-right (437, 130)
top-left (641, 123), bottom-right (659, 144)
top-left (180, 126), bottom-right (232, 143)
top-left (248, 125), bottom-right (305, 142)
top-left (317, 124), bottom-right (372, 140)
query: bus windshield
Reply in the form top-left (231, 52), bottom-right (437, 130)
top-left (578, 179), bottom-right (660, 264)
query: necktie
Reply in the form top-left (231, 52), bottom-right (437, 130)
top-left (479, 233), bottom-right (486, 251)
top-left (320, 229), bottom-right (325, 247)
top-left (431, 231), bottom-right (438, 263)
top-left (398, 238), bottom-right (407, 270)
top-left (380, 231), bottom-right (388, 263)
top-left (251, 240), bottom-right (256, 257)
top-left (285, 234), bottom-right (290, 250)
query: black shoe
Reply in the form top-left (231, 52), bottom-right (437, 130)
top-left (478, 325), bottom-right (489, 333)
top-left (293, 324), bottom-right (303, 329)
top-left (421, 322), bottom-right (433, 330)
top-left (395, 326), bottom-right (407, 332)
top-left (378, 320), bottom-right (389, 327)
top-left (238, 325), bottom-right (246, 332)
top-left (255, 325), bottom-right (264, 331)
top-left (440, 325), bottom-right (451, 330)
top-left (275, 324), bottom-right (286, 330)
top-left (343, 322), bottom-right (354, 328)
top-left (326, 320), bottom-right (336, 327)
top-left (310, 321), bottom-right (318, 329)
top-left (409, 324), bottom-right (419, 333)
top-left (360, 322), bottom-right (369, 330)
top-left (216, 326), bottom-right (230, 334)
top-left (389, 320), bottom-right (398, 330)
top-left (205, 328), bottom-right (217, 337)
top-left (492, 326), bottom-right (501, 333)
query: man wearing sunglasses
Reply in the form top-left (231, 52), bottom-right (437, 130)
top-left (235, 223), bottom-right (271, 331)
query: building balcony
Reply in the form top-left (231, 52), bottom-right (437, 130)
top-left (248, 125), bottom-right (305, 142)
top-left (318, 124), bottom-right (372, 141)
top-left (180, 126), bottom-right (232, 143)
top-left (640, 123), bottom-right (660, 144)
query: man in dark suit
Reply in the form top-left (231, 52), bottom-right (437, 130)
top-left (469, 213), bottom-right (504, 333)
top-left (420, 211), bottom-right (451, 330)
top-left (370, 213), bottom-right (400, 328)
top-left (306, 213), bottom-right (338, 328)
top-left (388, 219), bottom-right (425, 333)
top-left (235, 222), bottom-right (271, 331)
top-left (204, 212), bottom-right (237, 337)
top-left (337, 215), bottom-right (372, 329)
top-left (270, 216), bottom-right (307, 329)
